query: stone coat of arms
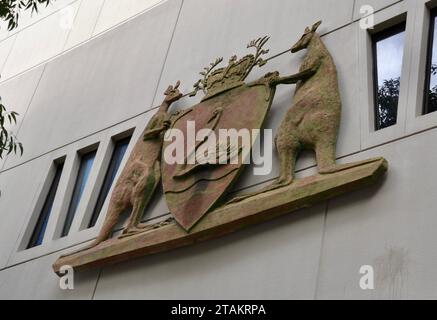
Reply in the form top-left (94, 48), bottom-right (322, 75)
top-left (53, 22), bottom-right (387, 274)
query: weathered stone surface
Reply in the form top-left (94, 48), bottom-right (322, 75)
top-left (163, 80), bottom-right (275, 231)
top-left (86, 83), bottom-right (183, 249)
top-left (53, 157), bottom-right (388, 274)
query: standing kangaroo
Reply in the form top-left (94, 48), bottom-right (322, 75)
top-left (88, 82), bottom-right (183, 248)
top-left (272, 20), bottom-right (342, 186)
top-left (231, 21), bottom-right (359, 203)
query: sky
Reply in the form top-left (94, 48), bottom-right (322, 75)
top-left (377, 18), bottom-right (437, 89)
top-left (376, 31), bottom-right (405, 87)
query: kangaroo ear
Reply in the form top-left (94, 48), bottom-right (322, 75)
top-left (164, 85), bottom-right (173, 95)
top-left (312, 20), bottom-right (322, 32)
top-left (305, 26), bottom-right (311, 34)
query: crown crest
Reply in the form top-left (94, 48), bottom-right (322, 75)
top-left (191, 36), bottom-right (270, 101)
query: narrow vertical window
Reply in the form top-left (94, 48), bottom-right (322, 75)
top-left (424, 9), bottom-right (437, 115)
top-left (62, 150), bottom-right (97, 237)
top-left (372, 23), bottom-right (406, 130)
top-left (88, 137), bottom-right (131, 228)
top-left (28, 161), bottom-right (64, 248)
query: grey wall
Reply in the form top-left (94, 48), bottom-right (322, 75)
top-left (0, 0), bottom-right (167, 81)
top-left (1, 0), bottom-right (435, 299)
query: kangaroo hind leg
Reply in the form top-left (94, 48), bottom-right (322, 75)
top-left (317, 141), bottom-right (380, 174)
top-left (315, 140), bottom-right (337, 174)
top-left (122, 162), bottom-right (161, 236)
top-left (275, 144), bottom-right (298, 186)
top-left (227, 139), bottom-right (299, 205)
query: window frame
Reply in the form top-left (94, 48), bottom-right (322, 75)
top-left (371, 22), bottom-right (407, 131)
top-left (27, 160), bottom-right (64, 248)
top-left (61, 149), bottom-right (98, 237)
top-left (423, 7), bottom-right (437, 115)
top-left (88, 136), bottom-right (131, 228)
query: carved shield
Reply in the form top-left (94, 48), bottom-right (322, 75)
top-left (162, 82), bottom-right (275, 231)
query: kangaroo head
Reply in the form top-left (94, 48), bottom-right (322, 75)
top-left (291, 21), bottom-right (322, 53)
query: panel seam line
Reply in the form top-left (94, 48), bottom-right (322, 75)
top-left (313, 200), bottom-right (329, 300)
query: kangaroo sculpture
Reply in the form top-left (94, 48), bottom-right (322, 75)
top-left (272, 20), bottom-right (342, 186)
top-left (88, 82), bottom-right (183, 248)
top-left (231, 21), bottom-right (362, 203)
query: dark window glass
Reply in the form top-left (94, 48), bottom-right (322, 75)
top-left (62, 150), bottom-right (96, 237)
top-left (372, 23), bottom-right (406, 130)
top-left (88, 137), bottom-right (131, 228)
top-left (28, 161), bottom-right (64, 248)
top-left (424, 9), bottom-right (437, 115)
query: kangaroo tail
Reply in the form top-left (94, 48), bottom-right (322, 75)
top-left (91, 202), bottom-right (124, 247)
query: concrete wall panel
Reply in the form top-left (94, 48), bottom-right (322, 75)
top-left (4, 0), bottom-right (182, 170)
top-left (0, 156), bottom-right (48, 269)
top-left (1, 2), bottom-right (81, 80)
top-left (354, 0), bottom-right (403, 20)
top-left (94, 202), bottom-right (326, 300)
top-left (153, 0), bottom-right (355, 107)
top-left (0, 246), bottom-right (99, 300)
top-left (0, 66), bottom-right (45, 171)
top-left (0, 21), bottom-right (11, 41)
top-left (63, 0), bottom-right (106, 50)
top-left (93, 0), bottom-right (165, 35)
top-left (0, 35), bottom-right (16, 74)
top-left (9, 0), bottom-right (79, 36)
top-left (0, 0), bottom-right (178, 82)
top-left (316, 129), bottom-right (437, 299)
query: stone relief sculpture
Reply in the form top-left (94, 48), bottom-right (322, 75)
top-left (54, 21), bottom-right (388, 274)
top-left (160, 37), bottom-right (280, 231)
top-left (88, 82), bottom-right (183, 248)
top-left (275, 21), bottom-right (375, 181)
top-left (231, 21), bottom-right (378, 203)
top-left (275, 21), bottom-right (342, 183)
